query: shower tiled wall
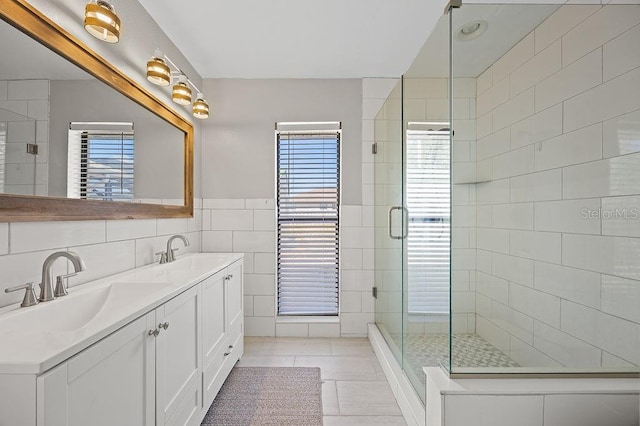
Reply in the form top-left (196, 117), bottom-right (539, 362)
top-left (0, 79), bottom-right (49, 196)
top-left (474, 4), bottom-right (640, 368)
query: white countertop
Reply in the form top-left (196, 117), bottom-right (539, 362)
top-left (0, 252), bottom-right (243, 375)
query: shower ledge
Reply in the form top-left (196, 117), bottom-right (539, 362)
top-left (424, 366), bottom-right (639, 426)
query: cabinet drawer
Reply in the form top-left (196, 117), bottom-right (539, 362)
top-left (226, 320), bottom-right (243, 360)
top-left (202, 339), bottom-right (228, 408)
top-left (202, 320), bottom-right (243, 410)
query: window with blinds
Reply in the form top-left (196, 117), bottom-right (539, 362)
top-left (406, 123), bottom-right (450, 315)
top-left (67, 122), bottom-right (134, 202)
top-left (276, 122), bottom-right (341, 316)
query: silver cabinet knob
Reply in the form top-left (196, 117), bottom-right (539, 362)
top-left (148, 329), bottom-right (160, 337)
top-left (159, 322), bottom-right (169, 330)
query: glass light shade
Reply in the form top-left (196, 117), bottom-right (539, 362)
top-left (84, 1), bottom-right (120, 43)
top-left (192, 95), bottom-right (209, 119)
top-left (146, 56), bottom-right (170, 86)
top-left (172, 81), bottom-right (192, 105)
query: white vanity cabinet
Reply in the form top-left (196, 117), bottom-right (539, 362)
top-left (36, 312), bottom-right (157, 426)
top-left (154, 284), bottom-right (202, 426)
top-left (37, 285), bottom-right (202, 426)
top-left (8, 255), bottom-right (245, 426)
top-left (201, 260), bottom-right (243, 410)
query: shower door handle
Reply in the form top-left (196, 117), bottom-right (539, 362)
top-left (388, 206), bottom-right (409, 240)
top-left (401, 206), bottom-right (409, 239)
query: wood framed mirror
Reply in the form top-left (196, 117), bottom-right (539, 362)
top-left (0, 0), bottom-right (194, 222)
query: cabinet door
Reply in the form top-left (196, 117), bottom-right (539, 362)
top-left (202, 269), bottom-right (227, 370)
top-left (155, 284), bottom-right (201, 426)
top-left (225, 260), bottom-right (243, 332)
top-left (37, 312), bottom-right (156, 426)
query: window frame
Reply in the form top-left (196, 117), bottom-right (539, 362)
top-left (67, 122), bottom-right (135, 202)
top-left (274, 121), bottom-right (342, 319)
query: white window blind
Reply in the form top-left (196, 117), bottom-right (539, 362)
top-left (276, 122), bottom-right (341, 316)
top-left (67, 122), bottom-right (134, 201)
top-left (406, 123), bottom-right (450, 315)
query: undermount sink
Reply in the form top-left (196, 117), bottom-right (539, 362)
top-left (99, 281), bottom-right (174, 312)
top-left (0, 281), bottom-right (174, 335)
top-left (0, 285), bottom-right (111, 334)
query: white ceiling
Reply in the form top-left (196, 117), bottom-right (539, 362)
top-left (406, 4), bottom-right (560, 78)
top-left (137, 0), bottom-right (449, 79)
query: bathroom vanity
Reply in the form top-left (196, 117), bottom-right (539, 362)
top-left (0, 252), bottom-right (244, 426)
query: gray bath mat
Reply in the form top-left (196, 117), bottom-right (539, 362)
top-left (201, 367), bottom-right (323, 425)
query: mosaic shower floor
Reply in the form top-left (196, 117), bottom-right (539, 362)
top-left (404, 333), bottom-right (520, 369)
top-left (388, 333), bottom-right (520, 393)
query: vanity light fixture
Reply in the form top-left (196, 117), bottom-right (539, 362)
top-left (84, 0), bottom-right (121, 43)
top-left (147, 51), bottom-right (210, 119)
top-left (146, 49), bottom-right (171, 86)
top-left (172, 75), bottom-right (192, 105)
top-left (192, 94), bottom-right (209, 119)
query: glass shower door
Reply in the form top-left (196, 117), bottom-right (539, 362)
top-left (374, 79), bottom-right (405, 363)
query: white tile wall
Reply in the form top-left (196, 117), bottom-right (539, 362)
top-left (534, 262), bottom-right (601, 309)
top-left (544, 394), bottom-right (640, 426)
top-left (474, 4), bottom-right (640, 368)
top-left (561, 4), bottom-right (640, 67)
top-left (445, 395), bottom-right (544, 426)
top-left (535, 48), bottom-right (602, 113)
top-left (0, 202), bottom-right (203, 308)
top-left (534, 198), bottom-right (601, 234)
top-left (510, 40), bottom-right (561, 97)
top-left (561, 300), bottom-right (640, 364)
top-left (533, 321), bottom-right (601, 367)
top-left (534, 123), bottom-right (602, 172)
top-left (602, 109), bottom-right (640, 158)
top-left (563, 65), bottom-right (640, 132)
top-left (601, 274), bottom-right (640, 323)
top-left (200, 193), bottom-right (374, 338)
top-left (534, 5), bottom-right (601, 54)
top-left (603, 23), bottom-right (640, 81)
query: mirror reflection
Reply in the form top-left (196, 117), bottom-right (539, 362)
top-left (0, 16), bottom-right (184, 203)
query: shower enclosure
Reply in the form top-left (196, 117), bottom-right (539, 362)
top-left (374, 1), bottom-right (640, 405)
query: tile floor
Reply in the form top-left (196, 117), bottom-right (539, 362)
top-left (238, 336), bottom-right (407, 425)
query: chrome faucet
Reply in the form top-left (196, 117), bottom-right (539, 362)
top-left (39, 251), bottom-right (86, 302)
top-left (163, 235), bottom-right (190, 263)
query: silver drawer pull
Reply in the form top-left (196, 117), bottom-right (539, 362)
top-left (159, 322), bottom-right (169, 330)
top-left (223, 352), bottom-right (231, 356)
top-left (149, 329), bottom-right (160, 337)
